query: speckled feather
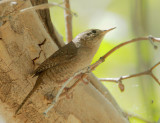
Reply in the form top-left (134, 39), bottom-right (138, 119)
top-left (15, 41), bottom-right (77, 114)
top-left (15, 28), bottom-right (115, 114)
top-left (33, 41), bottom-right (77, 77)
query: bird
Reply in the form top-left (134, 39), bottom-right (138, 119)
top-left (15, 27), bottom-right (115, 114)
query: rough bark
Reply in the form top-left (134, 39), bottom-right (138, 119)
top-left (0, 0), bottom-right (129, 123)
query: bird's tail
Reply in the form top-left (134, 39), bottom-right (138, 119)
top-left (15, 77), bottom-right (42, 114)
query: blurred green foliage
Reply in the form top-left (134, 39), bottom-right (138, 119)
top-left (49, 0), bottom-right (160, 122)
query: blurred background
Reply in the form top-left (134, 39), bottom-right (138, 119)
top-left (49, 0), bottom-right (160, 122)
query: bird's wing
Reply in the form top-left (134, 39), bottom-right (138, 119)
top-left (32, 41), bottom-right (77, 77)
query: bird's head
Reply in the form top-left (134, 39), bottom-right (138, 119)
top-left (73, 27), bottom-right (116, 47)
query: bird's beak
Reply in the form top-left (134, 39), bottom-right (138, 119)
top-left (102, 27), bottom-right (116, 34)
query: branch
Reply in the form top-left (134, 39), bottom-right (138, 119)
top-left (0, 2), bottom-right (77, 23)
top-left (19, 2), bottom-right (76, 15)
top-left (99, 60), bottom-right (160, 92)
top-left (64, 0), bottom-right (73, 43)
top-left (96, 37), bottom-right (160, 91)
top-left (44, 36), bottom-right (160, 114)
top-left (43, 67), bottom-right (91, 115)
top-left (90, 36), bottom-right (160, 71)
top-left (99, 61), bottom-right (160, 84)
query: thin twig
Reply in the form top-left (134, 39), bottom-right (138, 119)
top-left (99, 71), bottom-right (149, 83)
top-left (0, 2), bottom-right (77, 23)
top-left (43, 75), bottom-right (73, 116)
top-left (19, 2), bottom-right (76, 16)
top-left (20, 2), bottom-right (70, 14)
top-left (150, 61), bottom-right (160, 71)
top-left (44, 36), bottom-right (160, 114)
top-left (148, 35), bottom-right (158, 49)
top-left (90, 36), bottom-right (160, 71)
top-left (60, 74), bottom-right (86, 97)
top-left (99, 61), bottom-right (160, 90)
top-left (43, 67), bottom-right (91, 115)
top-left (64, 0), bottom-right (73, 43)
top-left (151, 73), bottom-right (159, 85)
top-left (96, 37), bottom-right (160, 91)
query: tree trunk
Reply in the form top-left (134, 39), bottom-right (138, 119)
top-left (0, 0), bottom-right (129, 123)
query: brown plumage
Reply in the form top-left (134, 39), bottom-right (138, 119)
top-left (33, 41), bottom-right (77, 77)
top-left (15, 28), bottom-right (115, 114)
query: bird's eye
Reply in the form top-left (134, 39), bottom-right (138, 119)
top-left (92, 30), bottom-right (96, 33)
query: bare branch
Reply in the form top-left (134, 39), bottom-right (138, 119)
top-left (99, 61), bottom-right (160, 86)
top-left (151, 73), bottom-right (160, 85)
top-left (64, 0), bottom-right (73, 43)
top-left (0, 2), bottom-right (77, 23)
top-left (44, 36), bottom-right (160, 114)
top-left (90, 36), bottom-right (160, 71)
top-left (99, 71), bottom-right (149, 83)
top-left (148, 35), bottom-right (158, 49)
top-left (20, 2), bottom-right (68, 14)
top-left (43, 67), bottom-right (91, 115)
top-left (150, 61), bottom-right (160, 71)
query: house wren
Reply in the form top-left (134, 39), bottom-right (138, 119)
top-left (15, 27), bottom-right (115, 114)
